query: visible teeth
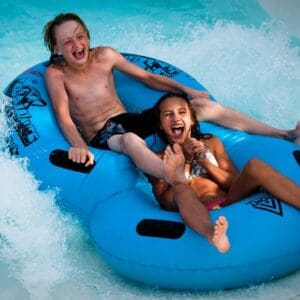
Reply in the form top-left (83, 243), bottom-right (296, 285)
top-left (74, 50), bottom-right (84, 58)
top-left (171, 126), bottom-right (184, 137)
top-left (172, 127), bottom-right (183, 131)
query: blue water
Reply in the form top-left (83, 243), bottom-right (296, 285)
top-left (1, 1), bottom-right (300, 299)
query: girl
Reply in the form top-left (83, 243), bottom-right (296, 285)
top-left (148, 93), bottom-right (300, 253)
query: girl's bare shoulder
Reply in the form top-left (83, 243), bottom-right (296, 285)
top-left (202, 135), bottom-right (220, 146)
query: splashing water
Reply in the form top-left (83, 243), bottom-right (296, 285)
top-left (0, 1), bottom-right (300, 299)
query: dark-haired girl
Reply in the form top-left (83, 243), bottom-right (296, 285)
top-left (148, 93), bottom-right (300, 253)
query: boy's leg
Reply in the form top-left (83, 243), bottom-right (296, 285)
top-left (107, 133), bottom-right (164, 179)
top-left (191, 98), bottom-right (300, 143)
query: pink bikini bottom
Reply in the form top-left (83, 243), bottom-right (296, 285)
top-left (205, 197), bottom-right (227, 211)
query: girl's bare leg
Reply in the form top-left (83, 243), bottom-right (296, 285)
top-left (163, 143), bottom-right (230, 253)
top-left (226, 158), bottom-right (300, 208)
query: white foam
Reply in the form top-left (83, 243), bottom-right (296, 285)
top-left (259, 0), bottom-right (300, 39)
top-left (0, 128), bottom-right (79, 298)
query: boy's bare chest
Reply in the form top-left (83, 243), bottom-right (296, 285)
top-left (65, 68), bottom-right (114, 100)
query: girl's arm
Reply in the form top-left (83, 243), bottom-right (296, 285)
top-left (198, 137), bottom-right (238, 190)
top-left (148, 176), bottom-right (178, 211)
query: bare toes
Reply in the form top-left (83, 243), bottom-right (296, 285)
top-left (211, 216), bottom-right (230, 253)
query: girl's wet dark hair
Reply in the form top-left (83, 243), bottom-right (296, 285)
top-left (153, 92), bottom-right (211, 144)
top-left (43, 12), bottom-right (90, 54)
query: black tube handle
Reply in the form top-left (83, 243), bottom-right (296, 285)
top-left (49, 149), bottom-right (96, 173)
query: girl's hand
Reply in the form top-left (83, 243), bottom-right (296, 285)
top-left (183, 138), bottom-right (206, 159)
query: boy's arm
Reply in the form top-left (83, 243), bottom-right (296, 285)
top-left (107, 47), bottom-right (209, 99)
top-left (45, 67), bottom-right (94, 166)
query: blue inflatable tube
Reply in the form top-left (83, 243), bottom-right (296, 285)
top-left (4, 53), bottom-right (300, 290)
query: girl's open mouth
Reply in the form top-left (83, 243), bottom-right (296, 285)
top-left (171, 125), bottom-right (184, 139)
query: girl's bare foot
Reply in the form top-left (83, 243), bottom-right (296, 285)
top-left (163, 144), bottom-right (230, 254)
top-left (163, 143), bottom-right (187, 185)
top-left (211, 216), bottom-right (230, 253)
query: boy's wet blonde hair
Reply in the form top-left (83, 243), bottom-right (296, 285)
top-left (43, 12), bottom-right (90, 54)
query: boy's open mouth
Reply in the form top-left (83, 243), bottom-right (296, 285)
top-left (73, 49), bottom-right (85, 59)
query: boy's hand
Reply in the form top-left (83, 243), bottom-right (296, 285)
top-left (68, 147), bottom-right (94, 167)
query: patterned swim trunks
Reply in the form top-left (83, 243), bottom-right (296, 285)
top-left (89, 109), bottom-right (156, 149)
